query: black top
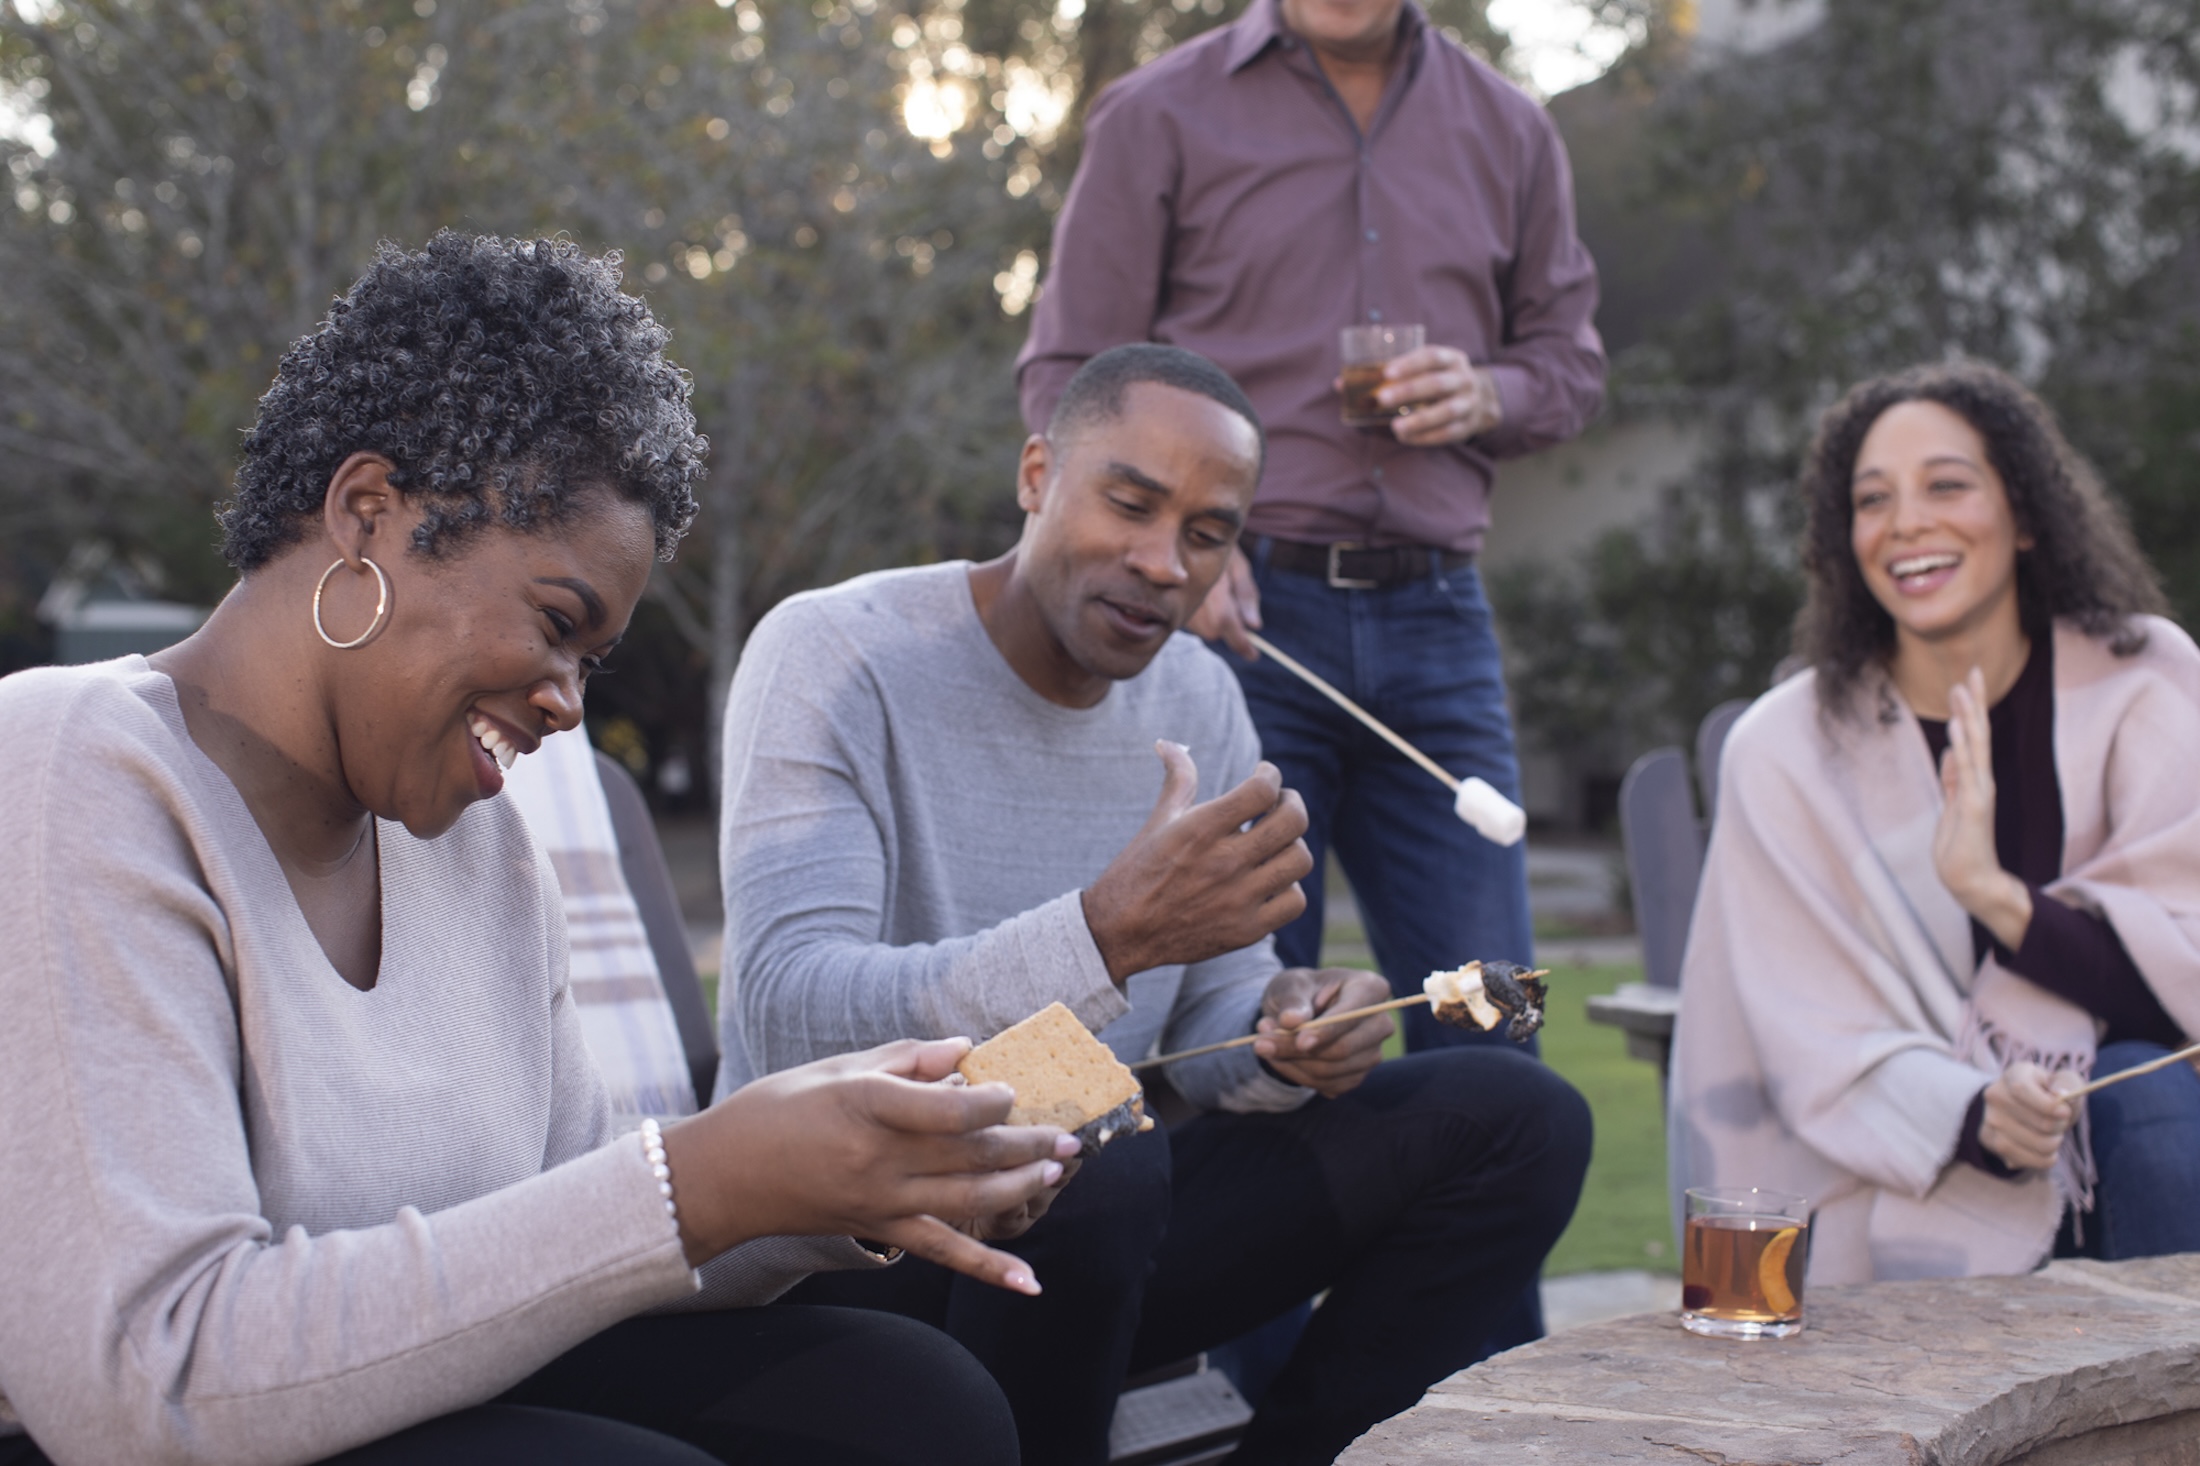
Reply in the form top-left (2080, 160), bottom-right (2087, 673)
top-left (1913, 636), bottom-right (2185, 1177)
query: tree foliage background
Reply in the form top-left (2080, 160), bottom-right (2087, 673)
top-left (1495, 0), bottom-right (2200, 800)
top-left (10, 0), bottom-right (2195, 810)
top-left (0, 0), bottom-right (1056, 787)
top-left (0, 0), bottom-right (1547, 791)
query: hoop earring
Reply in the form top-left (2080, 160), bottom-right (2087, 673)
top-left (313, 556), bottom-right (392, 650)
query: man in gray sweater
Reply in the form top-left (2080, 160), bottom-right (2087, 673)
top-left (715, 345), bottom-right (1590, 1465)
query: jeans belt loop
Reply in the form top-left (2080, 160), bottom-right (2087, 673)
top-left (1326, 542), bottom-right (1382, 591)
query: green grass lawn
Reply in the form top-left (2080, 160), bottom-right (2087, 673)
top-left (1533, 961), bottom-right (1677, 1276)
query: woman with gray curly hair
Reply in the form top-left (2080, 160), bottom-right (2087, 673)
top-left (1671, 360), bottom-right (2200, 1285)
top-left (0, 233), bottom-right (1066, 1465)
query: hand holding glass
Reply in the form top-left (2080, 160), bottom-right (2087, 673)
top-left (1339, 324), bottom-right (1425, 426)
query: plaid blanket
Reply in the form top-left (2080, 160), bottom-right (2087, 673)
top-left (504, 726), bottom-right (698, 1121)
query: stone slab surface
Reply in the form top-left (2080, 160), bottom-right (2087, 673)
top-left (2006, 1408), bottom-right (2200, 1466)
top-left (1342, 1254), bottom-right (2200, 1465)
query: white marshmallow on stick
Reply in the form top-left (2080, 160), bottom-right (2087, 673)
top-left (1247, 632), bottom-right (1527, 847)
top-left (1454, 776), bottom-right (1526, 846)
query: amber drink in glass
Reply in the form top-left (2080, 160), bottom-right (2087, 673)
top-left (1339, 323), bottom-right (1424, 426)
top-left (1680, 1187), bottom-right (1811, 1339)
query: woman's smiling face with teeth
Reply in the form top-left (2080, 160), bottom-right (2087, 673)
top-left (327, 488), bottom-right (656, 838)
top-left (1849, 399), bottom-right (2032, 651)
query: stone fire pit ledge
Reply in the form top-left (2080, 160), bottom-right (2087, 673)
top-left (1341, 1254), bottom-right (2200, 1465)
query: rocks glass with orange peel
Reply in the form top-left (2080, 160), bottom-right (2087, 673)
top-left (1680, 1187), bottom-right (1812, 1339)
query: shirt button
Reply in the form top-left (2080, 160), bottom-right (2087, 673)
top-left (1369, 308), bottom-right (1383, 322)
top-left (1365, 228), bottom-right (1379, 243)
top-left (1373, 467), bottom-right (1386, 482)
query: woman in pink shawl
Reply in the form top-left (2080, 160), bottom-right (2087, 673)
top-left (1671, 360), bottom-right (2200, 1284)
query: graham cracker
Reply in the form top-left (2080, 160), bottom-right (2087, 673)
top-left (957, 1001), bottom-right (1143, 1131)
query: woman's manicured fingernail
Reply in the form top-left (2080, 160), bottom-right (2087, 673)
top-left (1042, 1161), bottom-right (1064, 1184)
top-left (1007, 1270), bottom-right (1040, 1295)
top-left (1054, 1134), bottom-right (1081, 1157)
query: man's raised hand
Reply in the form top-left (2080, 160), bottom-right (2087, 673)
top-left (1082, 740), bottom-right (1313, 983)
top-left (661, 1037), bottom-right (1080, 1294)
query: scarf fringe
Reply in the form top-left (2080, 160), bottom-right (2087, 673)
top-left (1956, 1008), bottom-right (2098, 1242)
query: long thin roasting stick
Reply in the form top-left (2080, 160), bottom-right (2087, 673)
top-left (2061, 1038), bottom-right (2200, 1102)
top-left (1248, 633), bottom-right (1458, 793)
top-left (1247, 632), bottom-right (1526, 846)
top-left (1129, 994), bottom-right (1429, 1071)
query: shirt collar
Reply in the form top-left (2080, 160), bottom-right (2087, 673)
top-left (1225, 0), bottom-right (1428, 76)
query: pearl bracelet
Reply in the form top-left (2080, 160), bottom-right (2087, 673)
top-left (639, 1117), bottom-right (679, 1227)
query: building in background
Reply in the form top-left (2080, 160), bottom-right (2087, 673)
top-left (1485, 0), bottom-right (1812, 829)
top-left (38, 542), bottom-right (208, 665)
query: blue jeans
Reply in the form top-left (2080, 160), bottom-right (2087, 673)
top-left (2087, 1039), bottom-right (2200, 1260)
top-left (1224, 549), bottom-right (1535, 1054)
top-left (1213, 548), bottom-right (1546, 1368)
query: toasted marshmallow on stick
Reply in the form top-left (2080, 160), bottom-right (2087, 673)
top-left (1423, 960), bottom-right (1551, 1042)
top-left (1425, 962), bottom-right (1504, 1032)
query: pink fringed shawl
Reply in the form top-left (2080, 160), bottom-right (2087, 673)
top-left (1670, 618), bottom-right (2200, 1283)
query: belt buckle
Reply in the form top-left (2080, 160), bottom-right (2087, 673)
top-left (1327, 542), bottom-right (1380, 590)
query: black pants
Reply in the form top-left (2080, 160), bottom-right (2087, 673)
top-left (0, 1308), bottom-right (1016, 1466)
top-left (786, 1048), bottom-right (1592, 1466)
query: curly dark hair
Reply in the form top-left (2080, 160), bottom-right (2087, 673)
top-left (221, 232), bottom-right (704, 570)
top-left (1795, 359), bottom-right (2165, 714)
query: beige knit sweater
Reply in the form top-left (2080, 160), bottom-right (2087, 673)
top-left (0, 659), bottom-right (867, 1466)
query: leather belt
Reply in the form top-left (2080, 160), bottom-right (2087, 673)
top-left (1258, 537), bottom-right (1474, 590)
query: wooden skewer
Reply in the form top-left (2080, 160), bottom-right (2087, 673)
top-left (1248, 633), bottom-right (1459, 793)
top-left (1129, 968), bottom-right (1551, 1071)
top-left (2061, 1038), bottom-right (2200, 1102)
top-left (1129, 994), bottom-right (1430, 1071)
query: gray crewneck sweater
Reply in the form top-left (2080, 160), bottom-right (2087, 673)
top-left (714, 562), bottom-right (1307, 1117)
top-left (0, 659), bottom-right (865, 1466)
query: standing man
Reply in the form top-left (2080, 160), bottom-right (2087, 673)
top-left (1018, 0), bottom-right (1606, 1061)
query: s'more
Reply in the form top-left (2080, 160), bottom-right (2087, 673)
top-left (956, 1002), bottom-right (1154, 1154)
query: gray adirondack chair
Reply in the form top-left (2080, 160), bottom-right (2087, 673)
top-left (593, 751), bottom-right (721, 1108)
top-left (1586, 700), bottom-right (1749, 1094)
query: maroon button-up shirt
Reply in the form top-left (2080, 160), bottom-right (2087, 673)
top-left (1016, 0), bottom-right (1607, 552)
